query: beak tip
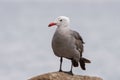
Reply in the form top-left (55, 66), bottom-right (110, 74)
top-left (48, 25), bottom-right (50, 27)
top-left (48, 22), bottom-right (56, 27)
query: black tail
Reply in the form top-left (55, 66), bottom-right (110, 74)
top-left (79, 57), bottom-right (91, 70)
top-left (71, 59), bottom-right (78, 67)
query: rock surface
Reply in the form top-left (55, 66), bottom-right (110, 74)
top-left (29, 72), bottom-right (103, 80)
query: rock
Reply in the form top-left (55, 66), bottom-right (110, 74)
top-left (28, 72), bottom-right (103, 80)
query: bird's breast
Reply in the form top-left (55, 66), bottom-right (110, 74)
top-left (52, 30), bottom-right (73, 48)
top-left (52, 31), bottom-right (76, 56)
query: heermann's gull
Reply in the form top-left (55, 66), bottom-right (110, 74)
top-left (48, 16), bottom-right (91, 75)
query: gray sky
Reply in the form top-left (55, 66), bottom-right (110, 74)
top-left (0, 0), bottom-right (120, 80)
top-left (0, 0), bottom-right (120, 2)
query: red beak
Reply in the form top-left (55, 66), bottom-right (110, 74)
top-left (48, 22), bottom-right (56, 27)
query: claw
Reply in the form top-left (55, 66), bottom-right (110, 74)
top-left (62, 71), bottom-right (74, 75)
top-left (59, 69), bottom-right (63, 72)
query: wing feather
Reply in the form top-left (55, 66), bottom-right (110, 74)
top-left (71, 30), bottom-right (84, 57)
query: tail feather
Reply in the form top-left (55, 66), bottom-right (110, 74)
top-left (72, 59), bottom-right (78, 67)
top-left (82, 57), bottom-right (91, 63)
top-left (79, 58), bottom-right (86, 70)
top-left (79, 57), bottom-right (91, 70)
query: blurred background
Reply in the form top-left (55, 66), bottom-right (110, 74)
top-left (0, 0), bottom-right (120, 80)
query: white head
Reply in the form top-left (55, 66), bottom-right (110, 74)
top-left (48, 16), bottom-right (70, 28)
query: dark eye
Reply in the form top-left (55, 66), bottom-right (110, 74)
top-left (59, 19), bottom-right (62, 22)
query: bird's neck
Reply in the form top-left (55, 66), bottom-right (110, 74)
top-left (57, 25), bottom-right (70, 30)
top-left (56, 26), bottom-right (70, 34)
top-left (58, 24), bottom-right (70, 28)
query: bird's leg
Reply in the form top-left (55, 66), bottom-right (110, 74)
top-left (64, 61), bottom-right (73, 75)
top-left (59, 57), bottom-right (63, 72)
top-left (69, 61), bottom-right (73, 75)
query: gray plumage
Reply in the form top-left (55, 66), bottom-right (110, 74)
top-left (52, 29), bottom-right (83, 61)
top-left (48, 16), bottom-right (91, 74)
